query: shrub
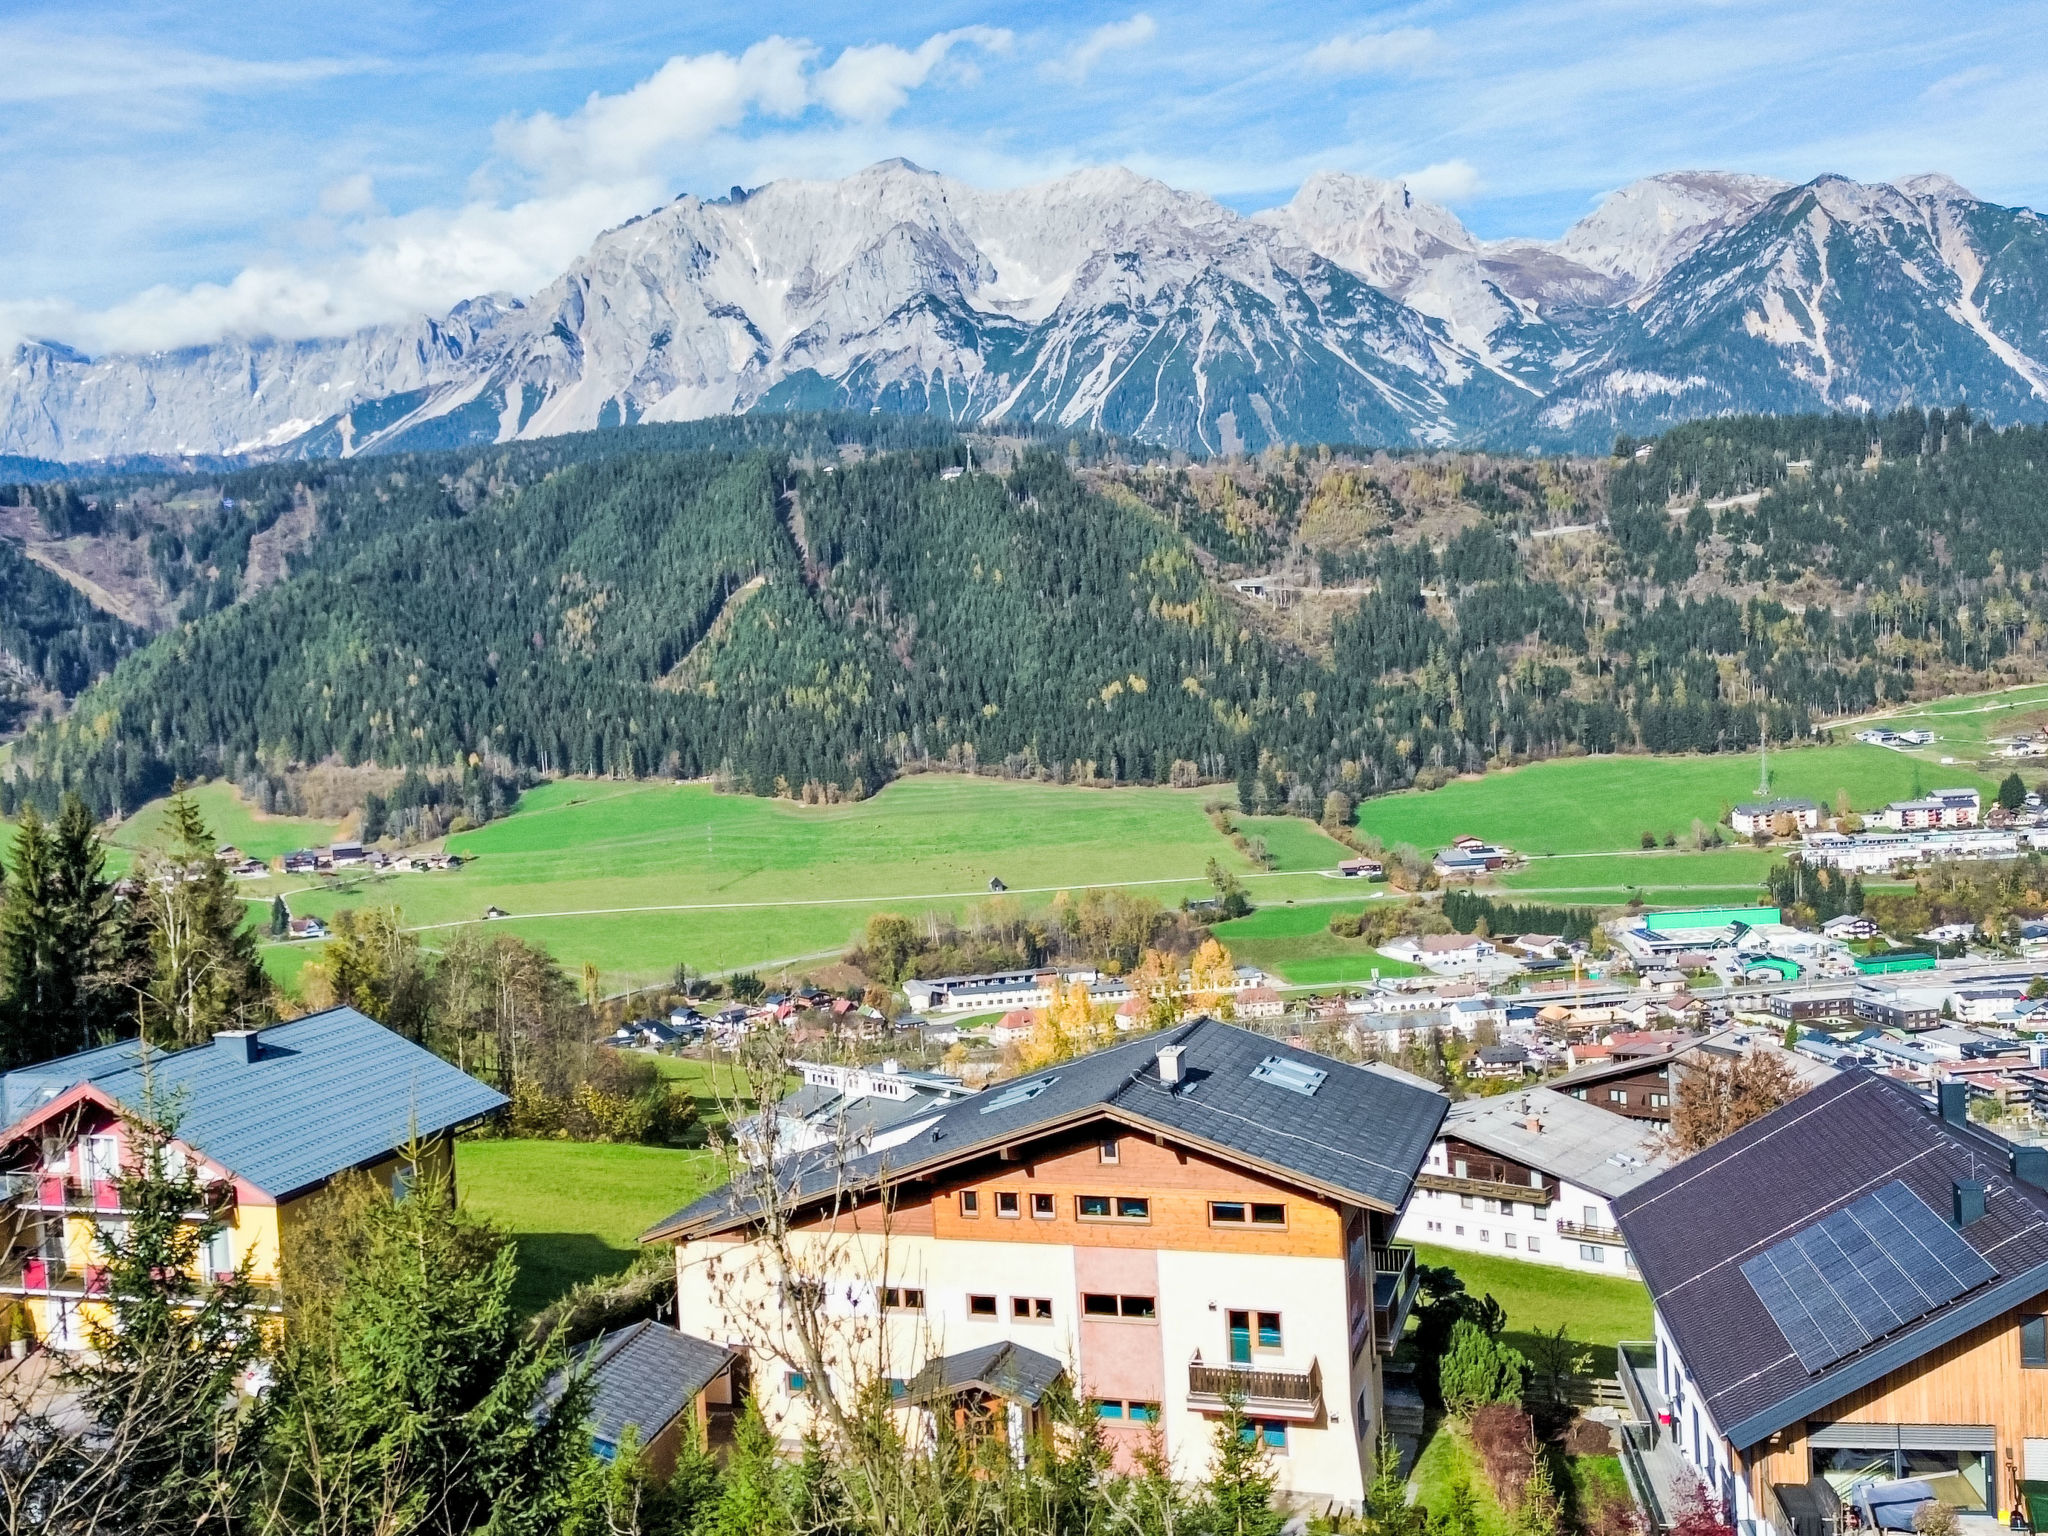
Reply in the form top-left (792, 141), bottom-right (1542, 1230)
top-left (1439, 1317), bottom-right (1527, 1415)
top-left (1913, 1505), bottom-right (1960, 1536)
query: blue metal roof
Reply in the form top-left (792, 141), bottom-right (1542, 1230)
top-left (0, 1007), bottom-right (507, 1199)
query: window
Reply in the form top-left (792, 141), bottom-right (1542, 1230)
top-left (982, 1076), bottom-right (1057, 1113)
top-left (1504, 1233), bottom-right (1518, 1249)
top-left (1128, 1402), bottom-right (1159, 1423)
top-left (969, 1294), bottom-right (998, 1316)
top-left (2023, 1314), bottom-right (2048, 1368)
top-left (1454, 1225), bottom-right (1465, 1236)
top-left (886, 1378), bottom-right (909, 1399)
top-left (1498, 1199), bottom-right (1516, 1216)
top-left (1480, 1229), bottom-right (1490, 1242)
top-left (1608, 1089), bottom-right (1627, 1104)
top-left (1528, 1236), bottom-right (1540, 1253)
top-left (1581, 1244), bottom-right (1604, 1262)
top-left (1099, 1139), bottom-right (1120, 1164)
top-left (1095, 1399), bottom-right (1160, 1423)
top-left (881, 1287), bottom-right (925, 1311)
top-left (1211, 1201), bottom-right (1246, 1223)
top-left (1084, 1292), bottom-right (1155, 1319)
top-left (1257, 1312), bottom-right (1282, 1349)
top-left (1460, 1194), bottom-right (1474, 1210)
top-left (1013, 1296), bottom-right (1053, 1321)
top-left (1077, 1195), bottom-right (1150, 1222)
top-left (1649, 1093), bottom-right (1670, 1108)
top-left (1239, 1420), bottom-right (1288, 1450)
top-left (1031, 1193), bottom-right (1055, 1218)
top-left (1251, 1202), bottom-right (1285, 1225)
top-left (786, 1370), bottom-right (809, 1393)
top-left (960, 1190), bottom-right (979, 1217)
top-left (1584, 1205), bottom-right (1599, 1226)
top-left (1096, 1400), bottom-right (1126, 1420)
top-left (203, 1227), bottom-right (233, 1278)
top-left (996, 1191), bottom-right (1020, 1218)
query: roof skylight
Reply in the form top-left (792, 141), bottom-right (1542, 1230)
top-left (1251, 1055), bottom-right (1327, 1097)
top-left (980, 1076), bottom-right (1057, 1113)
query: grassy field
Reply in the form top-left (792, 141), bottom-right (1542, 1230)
top-left (457, 1138), bottom-right (722, 1313)
top-left (1353, 743), bottom-right (1999, 857)
top-left (1847, 682), bottom-right (2048, 758)
top-left (1210, 900), bottom-right (1426, 986)
top-left (110, 781), bottom-right (340, 864)
top-left (1237, 815), bottom-right (1356, 872)
top-left (257, 776), bottom-right (1323, 989)
top-left (1413, 1242), bottom-right (1652, 1378)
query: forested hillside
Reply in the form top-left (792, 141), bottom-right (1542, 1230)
top-left (9, 407), bottom-right (2048, 819)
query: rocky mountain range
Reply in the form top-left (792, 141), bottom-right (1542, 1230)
top-left (6, 161), bottom-right (2047, 460)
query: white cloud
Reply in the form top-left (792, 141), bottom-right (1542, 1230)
top-left (816, 27), bottom-right (1012, 123)
top-left (1402, 158), bottom-right (1482, 203)
top-left (496, 37), bottom-right (814, 186)
top-left (0, 27), bottom-right (376, 104)
top-left (1048, 15), bottom-right (1158, 84)
top-left (2, 26), bottom-right (1020, 356)
top-left (1305, 27), bottom-right (1436, 76)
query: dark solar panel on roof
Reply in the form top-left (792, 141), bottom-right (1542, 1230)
top-left (1740, 1179), bottom-right (1997, 1373)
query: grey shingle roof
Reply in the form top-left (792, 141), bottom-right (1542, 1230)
top-left (0, 1007), bottom-right (507, 1199)
top-left (906, 1340), bottom-right (1066, 1407)
top-left (1444, 1088), bottom-right (1670, 1197)
top-left (648, 1017), bottom-right (1447, 1241)
top-left (555, 1323), bottom-right (735, 1447)
top-left (1612, 1071), bottom-right (2048, 1449)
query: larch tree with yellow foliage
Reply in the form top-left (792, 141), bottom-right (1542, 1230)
top-left (1188, 938), bottom-right (1238, 1020)
top-left (1125, 948), bottom-right (1185, 1032)
top-left (1017, 978), bottom-right (1115, 1070)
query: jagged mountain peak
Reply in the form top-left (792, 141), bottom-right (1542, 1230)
top-left (4, 162), bottom-right (2046, 461)
top-left (1556, 170), bottom-right (1790, 286)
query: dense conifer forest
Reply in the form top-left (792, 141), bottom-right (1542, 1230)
top-left (7, 406), bottom-right (2048, 818)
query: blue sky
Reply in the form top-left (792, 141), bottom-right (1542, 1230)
top-left (5, 0), bottom-right (2046, 352)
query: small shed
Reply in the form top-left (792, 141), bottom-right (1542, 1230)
top-left (547, 1322), bottom-right (737, 1474)
top-left (906, 1340), bottom-right (1067, 1460)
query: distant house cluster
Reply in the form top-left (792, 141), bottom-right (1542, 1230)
top-left (280, 843), bottom-right (465, 876)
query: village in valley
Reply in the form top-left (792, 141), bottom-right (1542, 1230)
top-left (12, 700), bottom-right (2048, 1536)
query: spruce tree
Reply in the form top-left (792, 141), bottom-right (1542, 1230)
top-left (712, 1399), bottom-right (793, 1536)
top-left (0, 804), bottom-right (53, 1068)
top-left (1201, 1397), bottom-right (1285, 1536)
top-left (139, 788), bottom-right (268, 1046)
top-left (15, 1106), bottom-right (266, 1535)
top-left (49, 792), bottom-right (138, 1053)
top-left (269, 1162), bottom-right (589, 1536)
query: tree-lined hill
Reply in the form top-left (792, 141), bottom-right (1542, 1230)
top-left (10, 407), bottom-right (2048, 821)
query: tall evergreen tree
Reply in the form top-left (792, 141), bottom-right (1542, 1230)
top-left (3, 1105), bottom-right (267, 1534)
top-left (48, 792), bottom-right (138, 1055)
top-left (0, 804), bottom-right (53, 1068)
top-left (138, 788), bottom-right (268, 1046)
top-left (268, 1163), bottom-right (590, 1536)
top-left (1201, 1397), bottom-right (1286, 1536)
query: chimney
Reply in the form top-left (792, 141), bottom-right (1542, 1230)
top-left (881, 1058), bottom-right (900, 1075)
top-left (214, 1029), bottom-right (261, 1065)
top-left (2015, 1146), bottom-right (2048, 1191)
top-left (1938, 1080), bottom-right (1969, 1127)
top-left (1156, 1044), bottom-right (1185, 1086)
top-left (1525, 1117), bottom-right (1544, 1134)
top-left (1953, 1178), bottom-right (1987, 1228)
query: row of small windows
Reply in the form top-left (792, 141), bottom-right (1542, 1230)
top-left (957, 1190), bottom-right (1286, 1227)
top-left (967, 1294), bottom-right (1056, 1320)
top-left (891, 1289), bottom-right (1158, 1320)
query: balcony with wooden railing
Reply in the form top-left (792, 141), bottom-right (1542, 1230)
top-left (1415, 1172), bottom-right (1551, 1207)
top-left (1556, 1218), bottom-right (1626, 1245)
top-left (1186, 1357), bottom-right (1324, 1421)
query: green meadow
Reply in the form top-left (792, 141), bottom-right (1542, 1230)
top-left (1210, 899), bottom-right (1425, 986)
top-left (89, 708), bottom-right (2015, 995)
top-left (257, 776), bottom-right (1327, 989)
top-left (1352, 742), bottom-right (1999, 857)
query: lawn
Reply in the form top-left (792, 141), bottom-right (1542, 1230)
top-left (1353, 744), bottom-right (1999, 857)
top-left (110, 780), bottom-right (340, 863)
top-left (1848, 682), bottom-right (2048, 757)
top-left (1412, 1242), bottom-right (1652, 1378)
top-left (261, 775), bottom-right (1281, 988)
top-left (1236, 815), bottom-right (1353, 872)
top-left (1210, 900), bottom-right (1426, 986)
top-left (457, 1138), bottom-right (724, 1313)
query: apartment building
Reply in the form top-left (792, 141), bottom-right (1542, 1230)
top-left (1614, 1073), bottom-right (2048, 1535)
top-left (1396, 1087), bottom-right (1667, 1274)
top-left (646, 1019), bottom-right (1446, 1508)
top-left (0, 1008), bottom-right (505, 1351)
